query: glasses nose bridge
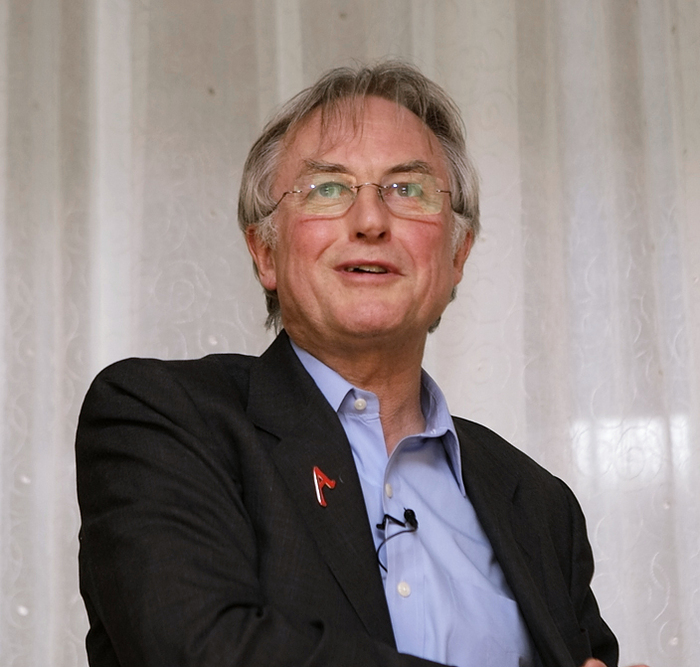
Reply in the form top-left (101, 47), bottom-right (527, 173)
top-left (351, 182), bottom-right (386, 207)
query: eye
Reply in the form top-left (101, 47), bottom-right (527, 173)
top-left (309, 181), bottom-right (350, 199)
top-left (391, 182), bottom-right (424, 198)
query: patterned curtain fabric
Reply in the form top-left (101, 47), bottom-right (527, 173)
top-left (1, 1), bottom-right (698, 665)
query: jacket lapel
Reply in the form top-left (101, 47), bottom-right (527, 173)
top-left (246, 332), bottom-right (396, 646)
top-left (455, 420), bottom-right (578, 667)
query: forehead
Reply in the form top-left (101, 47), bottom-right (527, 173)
top-left (275, 96), bottom-right (449, 184)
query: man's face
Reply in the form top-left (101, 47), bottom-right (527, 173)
top-left (247, 96), bottom-right (472, 353)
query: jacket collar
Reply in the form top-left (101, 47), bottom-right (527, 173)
top-left (455, 420), bottom-right (577, 667)
top-left (246, 331), bottom-right (396, 646)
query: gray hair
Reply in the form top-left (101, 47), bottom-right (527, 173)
top-left (237, 61), bottom-right (480, 330)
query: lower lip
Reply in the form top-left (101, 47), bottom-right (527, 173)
top-left (338, 269), bottom-right (396, 282)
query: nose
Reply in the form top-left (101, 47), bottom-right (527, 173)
top-left (347, 183), bottom-right (391, 241)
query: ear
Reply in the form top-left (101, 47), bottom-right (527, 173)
top-left (452, 230), bottom-right (474, 286)
top-left (245, 227), bottom-right (277, 291)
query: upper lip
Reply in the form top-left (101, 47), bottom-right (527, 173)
top-left (336, 260), bottom-right (399, 274)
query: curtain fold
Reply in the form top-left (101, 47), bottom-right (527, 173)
top-left (1, 1), bottom-right (698, 665)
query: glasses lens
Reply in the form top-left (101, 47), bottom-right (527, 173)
top-left (297, 175), bottom-right (354, 215)
top-left (382, 174), bottom-right (445, 216)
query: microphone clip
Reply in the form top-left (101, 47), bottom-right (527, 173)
top-left (375, 508), bottom-right (419, 572)
top-left (376, 508), bottom-right (419, 532)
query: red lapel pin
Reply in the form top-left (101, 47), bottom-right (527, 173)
top-left (313, 466), bottom-right (336, 507)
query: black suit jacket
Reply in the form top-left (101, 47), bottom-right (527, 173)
top-left (76, 331), bottom-right (618, 667)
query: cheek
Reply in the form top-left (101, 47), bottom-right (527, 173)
top-left (288, 221), bottom-right (337, 259)
top-left (275, 222), bottom-right (336, 285)
top-left (405, 226), bottom-right (453, 273)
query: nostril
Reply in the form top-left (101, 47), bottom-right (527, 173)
top-left (356, 229), bottom-right (387, 239)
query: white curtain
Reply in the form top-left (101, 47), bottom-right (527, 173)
top-left (1, 1), bottom-right (698, 665)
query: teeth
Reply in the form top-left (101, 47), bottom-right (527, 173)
top-left (346, 265), bottom-right (388, 274)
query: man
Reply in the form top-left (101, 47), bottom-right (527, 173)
top-left (76, 62), bottom-right (645, 667)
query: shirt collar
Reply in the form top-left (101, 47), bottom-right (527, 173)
top-left (290, 339), bottom-right (466, 495)
top-left (291, 340), bottom-right (354, 411)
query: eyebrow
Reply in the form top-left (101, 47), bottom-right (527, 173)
top-left (385, 160), bottom-right (434, 176)
top-left (298, 159), bottom-right (436, 178)
top-left (299, 159), bottom-right (351, 175)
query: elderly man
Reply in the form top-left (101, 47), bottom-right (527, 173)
top-left (77, 62), bottom-right (644, 667)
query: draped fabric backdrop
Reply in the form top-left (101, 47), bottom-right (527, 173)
top-left (1, 1), bottom-right (699, 665)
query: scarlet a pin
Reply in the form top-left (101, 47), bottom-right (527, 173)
top-left (313, 466), bottom-right (336, 507)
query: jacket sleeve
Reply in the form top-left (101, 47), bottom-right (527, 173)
top-left (76, 358), bottom-right (442, 667)
top-left (557, 478), bottom-right (619, 667)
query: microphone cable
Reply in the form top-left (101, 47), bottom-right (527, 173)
top-left (375, 508), bottom-right (418, 572)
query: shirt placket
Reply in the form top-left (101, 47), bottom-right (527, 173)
top-left (383, 443), bottom-right (424, 656)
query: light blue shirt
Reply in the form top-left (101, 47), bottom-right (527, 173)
top-left (292, 342), bottom-right (534, 667)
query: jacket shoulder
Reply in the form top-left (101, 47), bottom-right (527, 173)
top-left (452, 416), bottom-right (559, 483)
top-left (86, 353), bottom-right (255, 405)
top-left (452, 416), bottom-right (581, 531)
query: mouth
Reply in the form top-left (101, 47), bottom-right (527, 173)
top-left (344, 264), bottom-right (389, 274)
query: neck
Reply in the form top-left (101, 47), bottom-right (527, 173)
top-left (290, 331), bottom-right (427, 454)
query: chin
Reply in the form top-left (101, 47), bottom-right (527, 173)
top-left (334, 315), bottom-right (421, 341)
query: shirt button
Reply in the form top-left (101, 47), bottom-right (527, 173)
top-left (397, 581), bottom-right (411, 597)
top-left (384, 483), bottom-right (393, 498)
top-left (353, 397), bottom-right (367, 411)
